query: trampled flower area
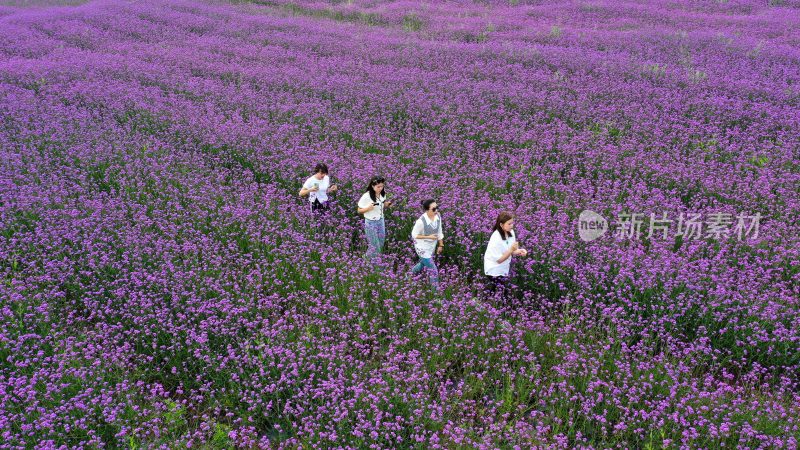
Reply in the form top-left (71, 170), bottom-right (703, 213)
top-left (0, 0), bottom-right (798, 448)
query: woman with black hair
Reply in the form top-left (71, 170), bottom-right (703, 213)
top-left (357, 176), bottom-right (393, 260)
top-left (409, 199), bottom-right (443, 291)
top-left (299, 163), bottom-right (338, 213)
top-left (483, 211), bottom-right (528, 301)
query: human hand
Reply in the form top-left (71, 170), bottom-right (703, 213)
top-left (513, 248), bottom-right (528, 257)
top-left (510, 241), bottom-right (520, 251)
top-left (437, 245), bottom-right (443, 255)
top-left (329, 184), bottom-right (337, 192)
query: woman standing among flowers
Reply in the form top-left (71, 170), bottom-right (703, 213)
top-left (483, 211), bottom-right (528, 301)
top-left (299, 163), bottom-right (338, 214)
top-left (409, 199), bottom-right (444, 291)
top-left (357, 176), bottom-right (393, 260)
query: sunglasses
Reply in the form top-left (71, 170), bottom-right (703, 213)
top-left (372, 178), bottom-right (385, 185)
top-left (430, 206), bottom-right (438, 212)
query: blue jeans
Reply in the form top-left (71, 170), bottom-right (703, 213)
top-left (411, 255), bottom-right (440, 290)
top-left (364, 218), bottom-right (385, 260)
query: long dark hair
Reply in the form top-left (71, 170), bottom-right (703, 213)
top-left (492, 211), bottom-right (515, 241)
top-left (366, 175), bottom-right (386, 202)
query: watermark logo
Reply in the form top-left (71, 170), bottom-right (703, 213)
top-left (578, 210), bottom-right (608, 242)
top-left (578, 210), bottom-right (761, 242)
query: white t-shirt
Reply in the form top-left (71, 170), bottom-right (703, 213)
top-left (358, 192), bottom-right (385, 220)
top-left (303, 175), bottom-right (330, 203)
top-left (411, 213), bottom-right (444, 258)
top-left (484, 229), bottom-right (516, 276)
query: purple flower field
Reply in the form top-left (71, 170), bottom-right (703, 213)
top-left (1, 0), bottom-right (799, 447)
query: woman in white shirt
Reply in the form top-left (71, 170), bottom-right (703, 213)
top-left (299, 163), bottom-right (338, 213)
top-left (357, 176), bottom-right (393, 260)
top-left (483, 211), bottom-right (528, 300)
top-left (409, 199), bottom-right (444, 291)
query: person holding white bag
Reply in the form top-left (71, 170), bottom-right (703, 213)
top-left (409, 199), bottom-right (444, 291)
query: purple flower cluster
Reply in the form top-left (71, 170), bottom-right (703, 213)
top-left (0, 0), bottom-right (798, 448)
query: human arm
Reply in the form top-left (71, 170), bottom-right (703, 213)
top-left (357, 204), bottom-right (375, 214)
top-left (436, 219), bottom-right (445, 254)
top-left (324, 176), bottom-right (337, 193)
top-left (299, 186), bottom-right (319, 197)
top-left (487, 233), bottom-right (518, 264)
top-left (496, 242), bottom-right (517, 263)
top-left (510, 231), bottom-right (526, 256)
top-left (357, 194), bottom-right (375, 215)
top-left (411, 219), bottom-right (437, 240)
top-left (299, 178), bottom-right (319, 197)
top-left (411, 219), bottom-right (423, 240)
